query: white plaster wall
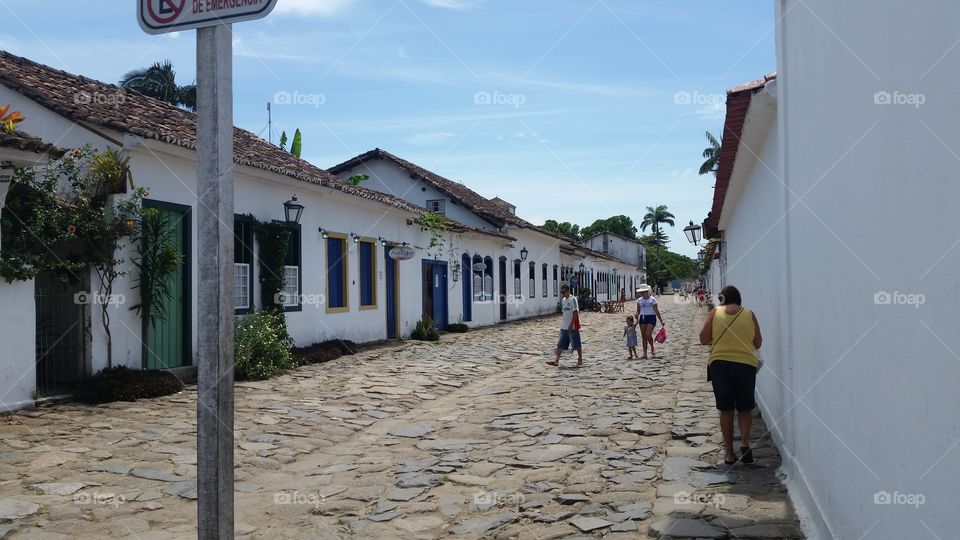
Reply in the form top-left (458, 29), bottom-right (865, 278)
top-left (0, 280), bottom-right (36, 411)
top-left (766, 2), bottom-right (960, 537)
top-left (335, 160), bottom-right (498, 232)
top-left (716, 121), bottom-right (787, 458)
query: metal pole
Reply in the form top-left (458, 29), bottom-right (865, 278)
top-left (196, 23), bottom-right (235, 540)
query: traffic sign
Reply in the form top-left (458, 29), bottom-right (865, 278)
top-left (138, 0), bottom-right (278, 34)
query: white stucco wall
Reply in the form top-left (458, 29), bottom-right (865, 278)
top-left (334, 159), bottom-right (499, 232)
top-left (713, 3), bottom-right (960, 538)
top-left (0, 280), bottom-right (35, 411)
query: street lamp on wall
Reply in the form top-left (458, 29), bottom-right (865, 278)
top-left (520, 246), bottom-right (529, 261)
top-left (683, 220), bottom-right (702, 246)
top-left (578, 262), bottom-right (585, 274)
top-left (452, 261), bottom-right (461, 283)
top-left (318, 228), bottom-right (329, 239)
top-left (283, 195), bottom-right (304, 225)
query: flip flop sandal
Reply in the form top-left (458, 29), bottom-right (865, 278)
top-left (545, 361), bottom-right (559, 366)
top-left (739, 447), bottom-right (754, 464)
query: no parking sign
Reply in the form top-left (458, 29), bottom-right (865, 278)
top-left (138, 0), bottom-right (278, 34)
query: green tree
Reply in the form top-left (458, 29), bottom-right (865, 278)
top-left (542, 220), bottom-right (581, 241)
top-left (120, 61), bottom-right (196, 111)
top-left (580, 215), bottom-right (638, 240)
top-left (640, 205), bottom-right (676, 286)
top-left (699, 131), bottom-right (721, 175)
top-left (646, 249), bottom-right (697, 288)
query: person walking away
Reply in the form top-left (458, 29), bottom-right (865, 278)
top-left (699, 285), bottom-right (763, 466)
top-left (618, 289), bottom-right (627, 312)
top-left (623, 315), bottom-right (639, 359)
top-left (547, 284), bottom-right (582, 367)
top-left (697, 287), bottom-right (705, 307)
top-left (635, 284), bottom-right (664, 359)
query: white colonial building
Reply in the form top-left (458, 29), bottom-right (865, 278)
top-left (703, 2), bottom-right (960, 538)
top-left (0, 51), bottom-right (644, 412)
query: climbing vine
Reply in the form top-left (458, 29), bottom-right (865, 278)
top-left (0, 145), bottom-right (145, 367)
top-left (251, 217), bottom-right (291, 311)
top-left (417, 212), bottom-right (448, 259)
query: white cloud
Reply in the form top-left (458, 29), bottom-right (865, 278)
top-left (274, 0), bottom-right (354, 16)
top-left (405, 131), bottom-right (458, 145)
top-left (420, 0), bottom-right (484, 10)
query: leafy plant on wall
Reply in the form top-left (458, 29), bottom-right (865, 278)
top-left (0, 146), bottom-right (146, 367)
top-left (129, 208), bottom-right (184, 363)
top-left (344, 174), bottom-right (369, 187)
top-left (252, 219), bottom-right (291, 311)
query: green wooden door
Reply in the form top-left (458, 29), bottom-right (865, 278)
top-left (144, 203), bottom-right (191, 369)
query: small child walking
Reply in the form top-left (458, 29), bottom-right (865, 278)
top-left (623, 316), bottom-right (639, 359)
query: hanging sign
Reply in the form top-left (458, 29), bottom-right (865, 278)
top-left (138, 0), bottom-right (279, 34)
top-left (389, 245), bottom-right (416, 261)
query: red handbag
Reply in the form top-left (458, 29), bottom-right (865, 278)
top-left (655, 326), bottom-right (667, 343)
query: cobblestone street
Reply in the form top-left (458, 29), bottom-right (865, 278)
top-left (0, 298), bottom-right (803, 539)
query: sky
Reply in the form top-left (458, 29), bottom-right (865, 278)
top-left (0, 0), bottom-right (776, 257)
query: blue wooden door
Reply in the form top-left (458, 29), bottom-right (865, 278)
top-left (461, 254), bottom-right (471, 322)
top-left (385, 250), bottom-right (398, 338)
top-left (421, 260), bottom-right (448, 331)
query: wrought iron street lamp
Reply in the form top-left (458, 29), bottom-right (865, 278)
top-left (683, 220), bottom-right (702, 246)
top-left (520, 246), bottom-right (529, 261)
top-left (578, 262), bottom-right (585, 274)
top-left (283, 195), bottom-right (304, 225)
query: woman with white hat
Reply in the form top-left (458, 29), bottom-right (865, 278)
top-left (635, 284), bottom-right (664, 359)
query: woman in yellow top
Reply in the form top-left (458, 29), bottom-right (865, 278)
top-left (699, 285), bottom-right (763, 466)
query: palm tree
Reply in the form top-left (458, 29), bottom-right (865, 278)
top-left (699, 131), bottom-right (721, 175)
top-left (640, 205), bottom-right (676, 286)
top-left (120, 61), bottom-right (197, 111)
top-left (640, 205), bottom-right (676, 248)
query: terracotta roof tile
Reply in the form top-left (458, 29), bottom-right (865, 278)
top-left (0, 50), bottom-right (510, 241)
top-left (706, 73), bottom-right (778, 234)
top-left (329, 148), bottom-right (574, 244)
top-left (0, 130), bottom-right (63, 157)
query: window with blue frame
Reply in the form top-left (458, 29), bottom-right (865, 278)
top-left (358, 240), bottom-right (377, 309)
top-left (326, 235), bottom-right (348, 312)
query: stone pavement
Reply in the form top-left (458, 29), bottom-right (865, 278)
top-left (0, 297), bottom-right (804, 539)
